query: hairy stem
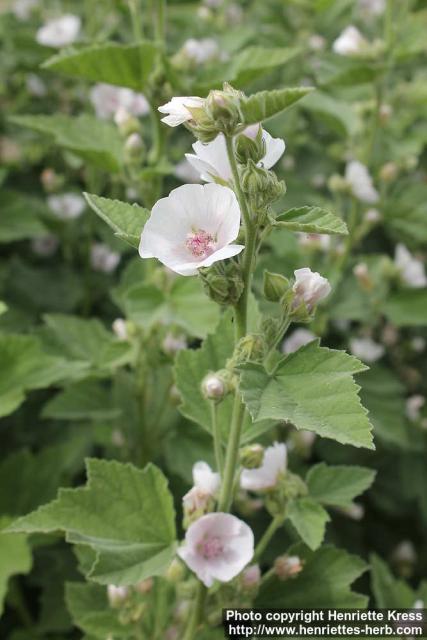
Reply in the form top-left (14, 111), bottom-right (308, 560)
top-left (211, 401), bottom-right (224, 475)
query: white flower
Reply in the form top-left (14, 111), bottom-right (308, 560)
top-left (112, 318), bottom-right (128, 341)
top-left (36, 14), bottom-right (81, 48)
top-left (90, 243), bottom-right (121, 273)
top-left (177, 512), bottom-right (254, 587)
top-left (350, 337), bottom-right (385, 362)
top-left (298, 233), bottom-right (331, 251)
top-left (12, 0), bottom-right (38, 21)
top-left (282, 328), bottom-right (316, 355)
top-left (162, 332), bottom-right (187, 355)
top-left (174, 159), bottom-right (202, 183)
top-left (345, 160), bottom-right (379, 204)
top-left (182, 38), bottom-right (222, 65)
top-left (186, 126), bottom-right (285, 184)
top-left (292, 268), bottom-right (331, 310)
top-left (240, 442), bottom-right (287, 491)
top-left (406, 395), bottom-right (425, 422)
top-left (158, 96), bottom-right (205, 127)
top-left (358, 0), bottom-right (385, 16)
top-left (47, 193), bottom-right (85, 220)
top-left (332, 25), bottom-right (367, 56)
top-left (395, 244), bottom-right (427, 289)
top-left (107, 584), bottom-right (128, 607)
top-left (183, 461), bottom-right (220, 515)
top-left (89, 83), bottom-right (149, 120)
top-left (31, 234), bottom-right (59, 257)
top-left (139, 183), bottom-right (244, 276)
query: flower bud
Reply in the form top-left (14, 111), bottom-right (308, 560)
top-left (328, 173), bottom-right (348, 193)
top-left (201, 372), bottom-right (226, 400)
top-left (241, 161), bottom-right (285, 207)
top-left (353, 262), bottom-right (373, 291)
top-left (112, 318), bottom-right (128, 341)
top-left (263, 271), bottom-right (290, 302)
top-left (114, 106), bottom-right (141, 137)
top-left (235, 124), bottom-right (265, 164)
top-left (274, 555), bottom-right (303, 580)
top-left (205, 84), bottom-right (243, 134)
top-left (239, 444), bottom-right (264, 469)
top-left (379, 161), bottom-right (398, 183)
top-left (107, 584), bottom-right (129, 608)
top-left (292, 268), bottom-right (331, 315)
top-left (124, 132), bottom-right (144, 161)
top-left (240, 564), bottom-right (261, 592)
top-left (162, 332), bottom-right (187, 356)
top-left (135, 578), bottom-right (154, 595)
top-left (199, 260), bottom-right (244, 306)
top-left (233, 333), bottom-right (265, 365)
top-left (166, 558), bottom-right (186, 583)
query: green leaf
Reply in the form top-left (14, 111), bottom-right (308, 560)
top-left (370, 554), bottom-right (416, 608)
top-left (256, 545), bottom-right (368, 607)
top-left (240, 87), bottom-right (314, 125)
top-left (0, 334), bottom-right (85, 418)
top-left (301, 91), bottom-right (361, 137)
top-left (66, 583), bottom-right (128, 639)
top-left (84, 193), bottom-right (150, 249)
top-left (306, 463), bottom-right (376, 508)
top-left (239, 340), bottom-right (374, 449)
top-left (0, 518), bottom-right (32, 616)
top-left (315, 54), bottom-right (382, 87)
top-left (10, 115), bottom-right (123, 172)
top-left (275, 206), bottom-right (348, 235)
top-left (287, 497), bottom-right (330, 550)
top-left (384, 289), bottom-right (427, 327)
top-left (0, 191), bottom-right (47, 243)
top-left (42, 381), bottom-right (122, 422)
top-left (42, 41), bottom-right (160, 91)
top-left (7, 459), bottom-right (177, 586)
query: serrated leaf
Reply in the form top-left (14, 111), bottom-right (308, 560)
top-left (0, 517), bottom-right (32, 616)
top-left (240, 87), bottom-right (314, 125)
top-left (371, 554), bottom-right (416, 608)
top-left (256, 545), bottom-right (368, 608)
top-left (287, 497), bottom-right (330, 550)
top-left (384, 289), bottom-right (427, 327)
top-left (239, 340), bottom-right (374, 449)
top-left (275, 206), bottom-right (348, 235)
top-left (7, 459), bottom-right (177, 586)
top-left (10, 115), bottom-right (122, 172)
top-left (66, 583), bottom-right (128, 639)
top-left (42, 381), bottom-right (122, 422)
top-left (42, 41), bottom-right (160, 91)
top-left (306, 463), bottom-right (376, 508)
top-left (84, 193), bottom-right (149, 249)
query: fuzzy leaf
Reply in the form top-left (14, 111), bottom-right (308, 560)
top-left (275, 206), bottom-right (348, 235)
top-left (6, 459), bottom-right (177, 586)
top-left (84, 194), bottom-right (149, 249)
top-left (306, 463), bottom-right (376, 508)
top-left (42, 41), bottom-right (160, 91)
top-left (240, 87), bottom-right (314, 124)
top-left (239, 340), bottom-right (374, 449)
top-left (0, 518), bottom-right (32, 616)
top-left (287, 497), bottom-right (330, 550)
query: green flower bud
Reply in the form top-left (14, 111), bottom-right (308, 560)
top-left (205, 83), bottom-right (244, 135)
top-left (199, 261), bottom-right (244, 306)
top-left (240, 444), bottom-right (264, 469)
top-left (124, 133), bottom-right (145, 163)
top-left (263, 271), bottom-right (291, 302)
top-left (166, 558), bottom-right (186, 583)
top-left (328, 173), bottom-right (348, 193)
top-left (114, 107), bottom-right (141, 137)
top-left (233, 333), bottom-right (265, 365)
top-left (241, 160), bottom-right (285, 207)
top-left (235, 124), bottom-right (265, 164)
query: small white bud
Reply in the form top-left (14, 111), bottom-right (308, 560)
top-left (201, 373), bottom-right (225, 400)
top-left (107, 584), bottom-right (128, 607)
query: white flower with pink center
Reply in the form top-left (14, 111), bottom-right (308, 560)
top-left (139, 183), bottom-right (244, 276)
top-left (185, 126), bottom-right (285, 184)
top-left (158, 96), bottom-right (205, 127)
top-left (240, 442), bottom-right (287, 491)
top-left (177, 512), bottom-right (254, 587)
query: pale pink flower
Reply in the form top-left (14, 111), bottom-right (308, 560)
top-left (241, 564), bottom-right (261, 589)
top-left (395, 244), bottom-right (427, 288)
top-left (90, 83), bottom-right (149, 120)
top-left (36, 14), bottom-right (81, 47)
top-left (47, 193), bottom-right (85, 220)
top-left (139, 183), bottom-right (244, 276)
top-left (332, 26), bottom-right (367, 56)
top-left (177, 512), bottom-right (254, 587)
top-left (345, 161), bottom-right (379, 204)
top-left (158, 96), bottom-right (205, 127)
top-left (183, 462), bottom-right (220, 514)
top-left (350, 337), bottom-right (385, 363)
top-left (292, 268), bottom-right (331, 310)
top-left (186, 127), bottom-right (285, 184)
top-left (240, 442), bottom-right (287, 491)
top-left (282, 328), bottom-right (316, 354)
top-left (90, 243), bottom-right (120, 273)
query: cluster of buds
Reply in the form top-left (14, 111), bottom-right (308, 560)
top-left (107, 579), bottom-right (153, 625)
top-left (241, 160), bottom-right (286, 210)
top-left (199, 259), bottom-right (244, 306)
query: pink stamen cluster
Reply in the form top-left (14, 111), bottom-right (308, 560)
top-left (185, 229), bottom-right (215, 258)
top-left (197, 535), bottom-right (223, 559)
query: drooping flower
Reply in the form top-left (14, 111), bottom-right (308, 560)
top-left (182, 462), bottom-right (220, 515)
top-left (345, 160), bottom-right (379, 203)
top-left (395, 244), bottom-right (427, 289)
top-left (139, 183), bottom-right (244, 276)
top-left (292, 268), bottom-right (331, 311)
top-left (349, 337), bottom-right (385, 363)
top-left (47, 193), bottom-right (85, 220)
top-left (36, 14), bottom-right (81, 48)
top-left (282, 328), bottom-right (316, 354)
top-left (177, 512), bottom-right (254, 587)
top-left (90, 243), bottom-right (121, 273)
top-left (89, 83), bottom-right (149, 120)
top-left (332, 26), bottom-right (367, 56)
top-left (185, 127), bottom-right (285, 184)
top-left (240, 442), bottom-right (287, 491)
top-left (158, 96), bottom-right (205, 127)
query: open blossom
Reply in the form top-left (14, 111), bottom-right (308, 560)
top-left (240, 442), bottom-right (287, 491)
top-left (185, 126), bottom-right (285, 183)
top-left (90, 243), bottom-right (121, 273)
top-left (345, 160), bottom-right (379, 204)
top-left (177, 512), bottom-right (254, 587)
top-left (332, 26), bottom-right (367, 56)
top-left (395, 244), bottom-right (427, 288)
top-left (350, 337), bottom-right (385, 363)
top-left (158, 96), bottom-right (205, 127)
top-left (282, 328), bottom-right (316, 354)
top-left (292, 268), bottom-right (331, 310)
top-left (139, 183), bottom-right (244, 276)
top-left (89, 83), bottom-right (149, 120)
top-left (36, 14), bottom-right (81, 47)
top-left (183, 462), bottom-right (220, 514)
top-left (47, 193), bottom-right (85, 220)
top-left (181, 38), bottom-right (223, 65)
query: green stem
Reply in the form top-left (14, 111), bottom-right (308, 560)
top-left (128, 0), bottom-right (143, 41)
top-left (154, 0), bottom-right (166, 43)
top-left (182, 582), bottom-right (207, 640)
top-left (211, 401), bottom-right (224, 475)
top-left (253, 514), bottom-right (285, 562)
top-left (218, 391), bottom-right (246, 511)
